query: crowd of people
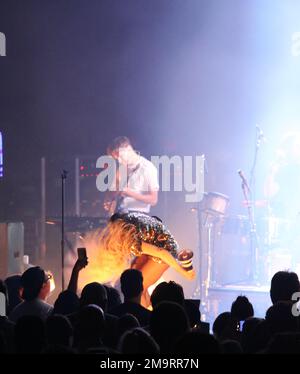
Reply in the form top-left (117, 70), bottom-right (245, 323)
top-left (1, 256), bottom-right (300, 354)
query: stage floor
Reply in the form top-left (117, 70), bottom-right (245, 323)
top-left (203, 283), bottom-right (271, 325)
top-left (209, 283), bottom-right (269, 293)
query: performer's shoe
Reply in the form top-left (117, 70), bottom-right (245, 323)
top-left (178, 249), bottom-right (194, 272)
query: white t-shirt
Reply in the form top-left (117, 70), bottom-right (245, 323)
top-left (119, 156), bottom-right (159, 213)
top-left (9, 299), bottom-right (53, 322)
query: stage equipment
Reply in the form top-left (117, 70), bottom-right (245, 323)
top-left (236, 125), bottom-right (266, 285)
top-left (194, 191), bottom-right (230, 302)
top-left (46, 216), bottom-right (107, 233)
top-left (238, 169), bottom-right (260, 284)
top-left (212, 215), bottom-right (252, 285)
top-left (61, 170), bottom-right (67, 290)
top-left (200, 191), bottom-right (229, 217)
top-left (0, 222), bottom-right (24, 278)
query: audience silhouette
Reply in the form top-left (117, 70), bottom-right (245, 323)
top-left (1, 264), bottom-right (300, 354)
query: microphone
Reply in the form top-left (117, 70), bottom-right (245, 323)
top-left (237, 169), bottom-right (250, 191)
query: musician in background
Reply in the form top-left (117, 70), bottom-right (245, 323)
top-left (104, 136), bottom-right (159, 215)
top-left (264, 131), bottom-right (300, 254)
top-left (264, 132), bottom-right (300, 218)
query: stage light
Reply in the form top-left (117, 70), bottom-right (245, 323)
top-left (45, 220), bottom-right (56, 225)
top-left (46, 271), bottom-right (56, 293)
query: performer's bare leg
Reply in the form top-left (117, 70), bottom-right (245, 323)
top-left (131, 254), bottom-right (149, 271)
top-left (131, 254), bottom-right (169, 308)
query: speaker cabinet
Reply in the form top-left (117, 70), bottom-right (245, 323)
top-left (0, 222), bottom-right (24, 279)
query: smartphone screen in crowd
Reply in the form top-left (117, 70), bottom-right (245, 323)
top-left (77, 247), bottom-right (87, 260)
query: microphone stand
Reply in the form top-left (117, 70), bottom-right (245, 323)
top-left (240, 179), bottom-right (259, 284)
top-left (193, 156), bottom-right (208, 318)
top-left (243, 128), bottom-right (263, 285)
top-left (249, 127), bottom-right (263, 211)
top-left (61, 170), bottom-right (68, 291)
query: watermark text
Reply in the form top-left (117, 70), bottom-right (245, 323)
top-left (96, 154), bottom-right (205, 203)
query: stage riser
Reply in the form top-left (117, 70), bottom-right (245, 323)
top-left (206, 287), bottom-right (271, 323)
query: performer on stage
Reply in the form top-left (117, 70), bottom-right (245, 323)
top-left (104, 136), bottom-right (159, 215)
top-left (82, 211), bottom-right (195, 306)
top-left (81, 137), bottom-right (195, 306)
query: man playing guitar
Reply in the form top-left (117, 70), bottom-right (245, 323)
top-left (104, 136), bottom-right (159, 215)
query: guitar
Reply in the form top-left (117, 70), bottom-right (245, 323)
top-left (103, 162), bottom-right (140, 216)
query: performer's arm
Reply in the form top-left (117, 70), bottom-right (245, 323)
top-left (122, 188), bottom-right (158, 206)
top-left (141, 242), bottom-right (195, 280)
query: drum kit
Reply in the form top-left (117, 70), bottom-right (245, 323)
top-left (197, 191), bottom-right (299, 289)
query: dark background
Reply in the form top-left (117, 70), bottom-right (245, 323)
top-left (0, 0), bottom-right (300, 296)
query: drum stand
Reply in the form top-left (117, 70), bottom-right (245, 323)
top-left (245, 125), bottom-right (264, 285)
top-left (193, 208), bottom-right (221, 317)
top-left (193, 192), bottom-right (229, 321)
top-left (192, 208), bottom-right (211, 319)
top-left (205, 215), bottom-right (218, 290)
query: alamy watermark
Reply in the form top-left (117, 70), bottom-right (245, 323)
top-left (0, 32), bottom-right (6, 56)
top-left (291, 292), bottom-right (300, 316)
top-left (95, 154), bottom-right (205, 203)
